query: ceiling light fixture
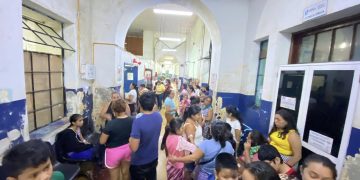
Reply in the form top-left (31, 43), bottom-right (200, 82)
top-left (159, 37), bottom-right (181, 42)
top-left (153, 9), bottom-right (193, 16)
top-left (164, 56), bottom-right (174, 60)
top-left (162, 49), bottom-right (177, 52)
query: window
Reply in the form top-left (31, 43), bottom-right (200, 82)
top-left (291, 16), bottom-right (360, 64)
top-left (255, 40), bottom-right (268, 107)
top-left (22, 6), bottom-right (73, 131)
top-left (24, 52), bottom-right (65, 131)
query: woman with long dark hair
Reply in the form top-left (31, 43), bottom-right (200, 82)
top-left (269, 109), bottom-right (302, 167)
top-left (169, 120), bottom-right (234, 180)
top-left (60, 114), bottom-right (94, 160)
top-left (225, 105), bottom-right (242, 153)
top-left (161, 118), bottom-right (196, 180)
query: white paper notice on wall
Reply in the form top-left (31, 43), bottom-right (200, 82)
top-left (280, 96), bottom-right (296, 110)
top-left (127, 73), bottom-right (133, 81)
top-left (308, 130), bottom-right (333, 154)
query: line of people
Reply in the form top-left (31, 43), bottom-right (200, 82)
top-left (0, 78), bottom-right (337, 180)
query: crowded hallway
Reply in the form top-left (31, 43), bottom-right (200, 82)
top-left (1, 0), bottom-right (360, 180)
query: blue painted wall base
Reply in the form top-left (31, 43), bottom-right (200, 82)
top-left (217, 92), bottom-right (272, 136)
top-left (347, 127), bottom-right (360, 156)
top-left (0, 99), bottom-right (26, 145)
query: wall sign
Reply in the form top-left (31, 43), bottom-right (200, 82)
top-left (303, 0), bottom-right (327, 22)
top-left (127, 73), bottom-right (134, 81)
top-left (280, 96), bottom-right (296, 110)
top-left (308, 130), bottom-right (333, 154)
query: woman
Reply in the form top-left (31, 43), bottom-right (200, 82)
top-left (201, 96), bottom-right (214, 139)
top-left (164, 79), bottom-right (172, 100)
top-left (269, 109), bottom-right (302, 167)
top-left (126, 82), bottom-right (138, 115)
top-left (155, 81), bottom-right (166, 110)
top-left (183, 105), bottom-right (203, 146)
top-left (164, 90), bottom-right (177, 123)
top-left (242, 130), bottom-right (267, 163)
top-left (61, 114), bottom-right (94, 160)
top-left (169, 120), bottom-right (235, 180)
top-left (100, 99), bottom-right (133, 180)
top-left (300, 154), bottom-right (336, 180)
top-left (225, 105), bottom-right (242, 154)
top-left (100, 92), bottom-right (131, 125)
top-left (183, 105), bottom-right (204, 179)
top-left (188, 85), bottom-right (196, 97)
top-left (161, 118), bottom-right (196, 180)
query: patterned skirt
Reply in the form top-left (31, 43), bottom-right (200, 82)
top-left (167, 162), bottom-right (184, 180)
top-left (202, 121), bottom-right (212, 139)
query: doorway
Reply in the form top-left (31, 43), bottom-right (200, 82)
top-left (123, 63), bottom-right (138, 94)
top-left (270, 62), bottom-right (360, 172)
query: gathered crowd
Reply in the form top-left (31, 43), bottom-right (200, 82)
top-left (1, 78), bottom-right (337, 180)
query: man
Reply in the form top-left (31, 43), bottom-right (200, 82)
top-left (138, 84), bottom-right (149, 96)
top-left (129, 92), bottom-right (163, 179)
top-left (1, 139), bottom-right (64, 180)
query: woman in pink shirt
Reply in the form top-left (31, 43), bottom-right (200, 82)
top-left (179, 93), bottom-right (191, 117)
top-left (161, 118), bottom-right (196, 180)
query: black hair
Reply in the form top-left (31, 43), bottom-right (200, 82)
top-left (190, 96), bottom-right (200, 105)
top-left (244, 161), bottom-right (280, 180)
top-left (224, 123), bottom-right (237, 152)
top-left (211, 120), bottom-right (228, 148)
top-left (161, 118), bottom-right (184, 151)
top-left (182, 83), bottom-right (188, 90)
top-left (258, 144), bottom-right (284, 164)
top-left (139, 92), bottom-right (156, 111)
top-left (215, 152), bottom-right (238, 172)
top-left (189, 86), bottom-right (195, 92)
top-left (2, 139), bottom-right (53, 177)
top-left (269, 109), bottom-right (298, 139)
top-left (249, 130), bottom-right (267, 146)
top-left (226, 105), bottom-right (243, 125)
top-left (202, 85), bottom-right (209, 91)
top-left (69, 114), bottom-right (82, 127)
top-left (140, 84), bottom-right (146, 88)
top-left (196, 85), bottom-right (201, 89)
top-left (302, 154), bottom-right (337, 179)
top-left (183, 105), bottom-right (201, 121)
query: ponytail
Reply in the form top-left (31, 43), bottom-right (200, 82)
top-left (160, 118), bottom-right (184, 151)
top-left (226, 105), bottom-right (243, 125)
top-left (211, 120), bottom-right (228, 148)
top-left (161, 126), bottom-right (170, 150)
top-left (183, 105), bottom-right (201, 121)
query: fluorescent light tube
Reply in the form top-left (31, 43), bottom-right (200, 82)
top-left (153, 9), bottom-right (193, 16)
top-left (162, 49), bottom-right (177, 52)
top-left (164, 56), bottom-right (174, 60)
top-left (159, 37), bottom-right (181, 42)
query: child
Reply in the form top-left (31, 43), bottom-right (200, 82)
top-left (161, 118), bottom-right (197, 180)
top-left (2, 139), bottom-right (65, 180)
top-left (179, 93), bottom-right (190, 117)
top-left (242, 161), bottom-right (280, 180)
top-left (300, 154), bottom-right (336, 180)
top-left (258, 144), bottom-right (297, 179)
top-left (215, 153), bottom-right (239, 180)
top-left (242, 130), bottom-right (268, 163)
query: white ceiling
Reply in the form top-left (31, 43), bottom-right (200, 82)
top-left (127, 4), bottom-right (198, 37)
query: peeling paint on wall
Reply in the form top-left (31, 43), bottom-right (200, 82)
top-left (92, 86), bottom-right (121, 131)
top-left (0, 99), bottom-right (26, 154)
top-left (0, 89), bottom-right (13, 104)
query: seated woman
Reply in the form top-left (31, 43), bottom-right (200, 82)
top-left (61, 114), bottom-right (94, 160)
top-left (169, 120), bottom-right (234, 180)
top-left (269, 109), bottom-right (302, 167)
top-left (241, 130), bottom-right (268, 163)
top-left (100, 99), bottom-right (133, 180)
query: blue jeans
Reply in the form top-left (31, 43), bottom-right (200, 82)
top-left (156, 93), bottom-right (163, 109)
top-left (67, 147), bottom-right (94, 160)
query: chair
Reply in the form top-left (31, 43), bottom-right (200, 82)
top-left (54, 130), bottom-right (89, 164)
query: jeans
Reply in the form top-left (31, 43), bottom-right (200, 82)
top-left (130, 159), bottom-right (158, 180)
top-left (156, 93), bottom-right (163, 109)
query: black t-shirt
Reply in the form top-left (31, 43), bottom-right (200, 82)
top-left (60, 129), bottom-right (93, 153)
top-left (102, 117), bottom-right (133, 148)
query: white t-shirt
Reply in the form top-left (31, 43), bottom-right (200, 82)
top-left (128, 89), bottom-right (137, 104)
top-left (226, 119), bottom-right (241, 142)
